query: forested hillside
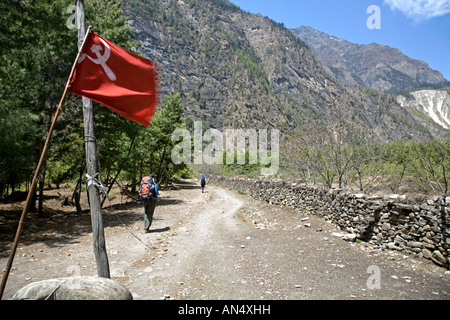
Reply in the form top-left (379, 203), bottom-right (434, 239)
top-left (123, 0), bottom-right (445, 141)
top-left (0, 0), bottom-right (189, 213)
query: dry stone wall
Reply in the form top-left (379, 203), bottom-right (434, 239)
top-left (207, 175), bottom-right (450, 269)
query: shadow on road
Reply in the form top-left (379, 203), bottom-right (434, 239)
top-left (0, 179), bottom-right (197, 258)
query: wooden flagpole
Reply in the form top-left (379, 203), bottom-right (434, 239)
top-left (76, 0), bottom-right (110, 279)
top-left (0, 26), bottom-right (93, 300)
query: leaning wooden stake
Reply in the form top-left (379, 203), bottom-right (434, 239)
top-left (0, 26), bottom-right (93, 299)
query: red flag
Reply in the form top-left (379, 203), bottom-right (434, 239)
top-left (68, 31), bottom-right (159, 127)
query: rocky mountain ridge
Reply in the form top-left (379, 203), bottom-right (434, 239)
top-left (122, 0), bottom-right (447, 142)
top-left (291, 26), bottom-right (449, 94)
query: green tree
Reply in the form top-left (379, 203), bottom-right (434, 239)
top-left (0, 0), bottom-right (139, 212)
top-left (383, 140), bottom-right (414, 193)
top-left (149, 92), bottom-right (186, 183)
top-left (350, 142), bottom-right (386, 192)
top-left (0, 0), bottom-right (76, 197)
top-left (412, 139), bottom-right (450, 195)
top-left (127, 92), bottom-right (188, 188)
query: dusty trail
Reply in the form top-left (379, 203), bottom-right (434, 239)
top-left (0, 179), bottom-right (449, 300)
top-left (127, 185), bottom-right (247, 299)
top-left (118, 183), bottom-right (450, 300)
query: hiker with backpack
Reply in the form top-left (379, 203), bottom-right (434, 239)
top-left (139, 174), bottom-right (158, 232)
top-left (200, 176), bottom-right (206, 193)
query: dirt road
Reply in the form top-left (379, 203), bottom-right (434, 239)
top-left (1, 179), bottom-right (449, 300)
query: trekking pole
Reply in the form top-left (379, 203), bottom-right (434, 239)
top-left (0, 26), bottom-right (92, 299)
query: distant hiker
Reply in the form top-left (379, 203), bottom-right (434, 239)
top-left (139, 174), bottom-right (158, 232)
top-left (200, 176), bottom-right (206, 193)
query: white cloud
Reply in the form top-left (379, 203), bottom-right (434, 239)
top-left (384, 0), bottom-right (450, 21)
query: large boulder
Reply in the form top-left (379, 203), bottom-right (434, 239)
top-left (11, 276), bottom-right (133, 300)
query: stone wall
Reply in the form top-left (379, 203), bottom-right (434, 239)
top-left (207, 175), bottom-right (450, 269)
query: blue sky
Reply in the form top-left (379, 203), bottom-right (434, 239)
top-left (229, 0), bottom-right (450, 81)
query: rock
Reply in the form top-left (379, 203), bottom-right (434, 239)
top-left (431, 250), bottom-right (447, 267)
top-left (332, 232), bottom-right (345, 238)
top-left (12, 276), bottom-right (133, 300)
top-left (407, 241), bottom-right (422, 249)
top-left (422, 248), bottom-right (433, 259)
top-left (331, 232), bottom-right (357, 242)
top-left (343, 234), bottom-right (357, 242)
top-left (386, 242), bottom-right (396, 250)
top-left (385, 194), bottom-right (399, 201)
top-left (381, 213), bottom-right (390, 220)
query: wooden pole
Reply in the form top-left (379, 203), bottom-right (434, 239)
top-left (76, 0), bottom-right (110, 279)
top-left (0, 25), bottom-right (93, 300)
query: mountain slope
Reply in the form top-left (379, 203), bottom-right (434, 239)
top-left (291, 26), bottom-right (449, 94)
top-left (122, 0), bottom-right (445, 142)
top-left (397, 89), bottom-right (450, 134)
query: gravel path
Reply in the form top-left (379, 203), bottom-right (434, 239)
top-left (1, 179), bottom-right (449, 300)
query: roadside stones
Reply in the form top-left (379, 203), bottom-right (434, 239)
top-left (331, 232), bottom-right (357, 242)
top-left (343, 233), bottom-right (357, 242)
top-left (422, 248), bottom-right (433, 259)
top-left (207, 175), bottom-right (450, 269)
top-left (431, 250), bottom-right (447, 267)
top-left (408, 241), bottom-right (422, 249)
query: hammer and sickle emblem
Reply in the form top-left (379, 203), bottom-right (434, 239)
top-left (79, 38), bottom-right (117, 81)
